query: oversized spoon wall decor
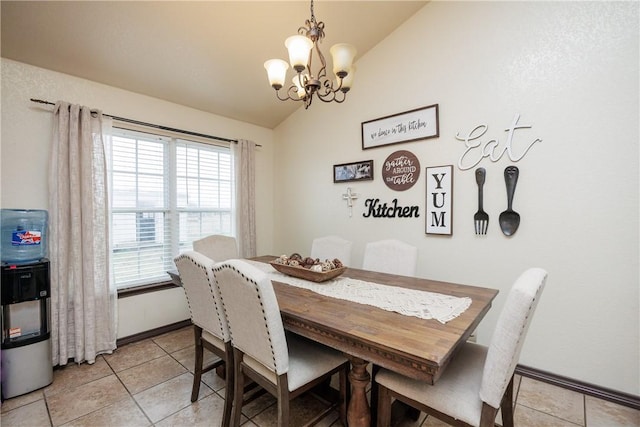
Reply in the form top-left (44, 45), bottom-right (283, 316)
top-left (499, 166), bottom-right (520, 236)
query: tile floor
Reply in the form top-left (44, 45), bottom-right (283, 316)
top-left (1, 326), bottom-right (638, 427)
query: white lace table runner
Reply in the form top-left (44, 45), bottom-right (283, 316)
top-left (248, 261), bottom-right (471, 324)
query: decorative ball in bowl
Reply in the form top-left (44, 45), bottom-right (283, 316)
top-left (270, 253), bottom-right (346, 283)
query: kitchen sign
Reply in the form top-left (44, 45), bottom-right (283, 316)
top-left (362, 198), bottom-right (420, 218)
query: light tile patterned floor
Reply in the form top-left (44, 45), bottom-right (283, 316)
top-left (1, 327), bottom-right (638, 426)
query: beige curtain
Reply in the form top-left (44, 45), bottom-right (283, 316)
top-left (232, 139), bottom-right (256, 258)
top-left (49, 102), bottom-right (117, 366)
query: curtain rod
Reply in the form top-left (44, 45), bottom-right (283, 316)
top-left (30, 98), bottom-right (261, 147)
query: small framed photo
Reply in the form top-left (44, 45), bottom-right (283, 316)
top-left (361, 104), bottom-right (439, 150)
top-left (333, 160), bottom-right (374, 183)
top-left (426, 165), bottom-right (453, 235)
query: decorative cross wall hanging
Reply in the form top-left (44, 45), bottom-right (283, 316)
top-left (342, 187), bottom-right (359, 217)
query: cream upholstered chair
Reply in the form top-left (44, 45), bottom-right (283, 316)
top-left (362, 238), bottom-right (418, 421)
top-left (213, 259), bottom-right (349, 427)
top-left (310, 235), bottom-right (353, 266)
top-left (193, 234), bottom-right (238, 262)
top-left (174, 251), bottom-right (233, 427)
top-left (362, 239), bottom-right (418, 276)
top-left (374, 268), bottom-right (548, 427)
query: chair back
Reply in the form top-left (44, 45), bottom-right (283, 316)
top-left (362, 239), bottom-right (418, 276)
top-left (479, 267), bottom-right (547, 408)
top-left (174, 251), bottom-right (230, 343)
top-left (310, 235), bottom-right (353, 266)
top-left (214, 259), bottom-right (289, 377)
top-left (193, 234), bottom-right (238, 262)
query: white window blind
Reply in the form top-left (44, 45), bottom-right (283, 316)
top-left (108, 128), bottom-right (234, 289)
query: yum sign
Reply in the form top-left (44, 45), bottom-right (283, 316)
top-left (426, 165), bottom-right (453, 235)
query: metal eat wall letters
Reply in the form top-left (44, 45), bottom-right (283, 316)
top-left (455, 113), bottom-right (542, 171)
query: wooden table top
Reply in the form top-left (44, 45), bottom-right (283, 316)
top-left (253, 255), bottom-right (499, 384)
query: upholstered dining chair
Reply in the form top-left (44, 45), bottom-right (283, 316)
top-left (193, 234), bottom-right (238, 262)
top-left (174, 251), bottom-right (233, 427)
top-left (310, 235), bottom-right (353, 266)
top-left (362, 239), bottom-right (418, 276)
top-left (362, 238), bottom-right (418, 423)
top-left (374, 267), bottom-right (548, 427)
top-left (213, 259), bottom-right (350, 427)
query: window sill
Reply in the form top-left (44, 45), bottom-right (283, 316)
top-left (117, 280), bottom-right (179, 298)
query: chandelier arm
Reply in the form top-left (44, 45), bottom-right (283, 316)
top-left (333, 91), bottom-right (347, 103)
top-left (314, 79), bottom-right (348, 103)
top-left (304, 94), bottom-right (313, 109)
top-left (287, 83), bottom-right (306, 101)
top-left (314, 42), bottom-right (327, 81)
top-left (328, 87), bottom-right (348, 103)
top-left (297, 72), bottom-right (306, 89)
top-left (316, 88), bottom-right (336, 103)
top-left (274, 87), bottom-right (303, 102)
top-left (298, 72), bottom-right (314, 100)
top-left (315, 79), bottom-right (335, 99)
top-left (321, 77), bottom-right (345, 97)
top-left (306, 56), bottom-right (313, 80)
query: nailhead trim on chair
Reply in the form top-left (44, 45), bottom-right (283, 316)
top-left (176, 254), bottom-right (227, 339)
top-left (204, 262), bottom-right (227, 339)
top-left (214, 263), bottom-right (280, 373)
top-left (501, 294), bottom-right (536, 392)
top-left (174, 254), bottom-right (196, 322)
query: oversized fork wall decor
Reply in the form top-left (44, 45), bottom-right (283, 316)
top-left (474, 168), bottom-right (489, 234)
top-left (473, 166), bottom-right (521, 236)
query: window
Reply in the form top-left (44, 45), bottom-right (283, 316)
top-left (108, 127), bottom-right (234, 289)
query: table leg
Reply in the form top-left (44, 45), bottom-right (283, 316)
top-left (216, 365), bottom-right (226, 379)
top-left (347, 356), bottom-right (371, 427)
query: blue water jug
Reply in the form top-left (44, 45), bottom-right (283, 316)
top-left (0, 209), bottom-right (48, 264)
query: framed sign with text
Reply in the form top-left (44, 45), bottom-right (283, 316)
top-left (361, 104), bottom-right (439, 150)
top-left (425, 165), bottom-right (453, 235)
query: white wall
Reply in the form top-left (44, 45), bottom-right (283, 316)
top-left (273, 2), bottom-right (639, 394)
top-left (1, 59), bottom-right (276, 338)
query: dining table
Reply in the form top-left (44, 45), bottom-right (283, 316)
top-left (248, 255), bottom-right (499, 427)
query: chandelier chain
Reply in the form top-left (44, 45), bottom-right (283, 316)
top-left (310, 0), bottom-right (315, 24)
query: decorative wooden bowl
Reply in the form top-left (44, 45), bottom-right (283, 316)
top-left (269, 262), bottom-right (346, 283)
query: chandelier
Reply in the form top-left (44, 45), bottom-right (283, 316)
top-left (264, 0), bottom-right (357, 109)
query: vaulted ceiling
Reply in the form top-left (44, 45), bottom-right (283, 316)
top-left (2, 1), bottom-right (427, 128)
